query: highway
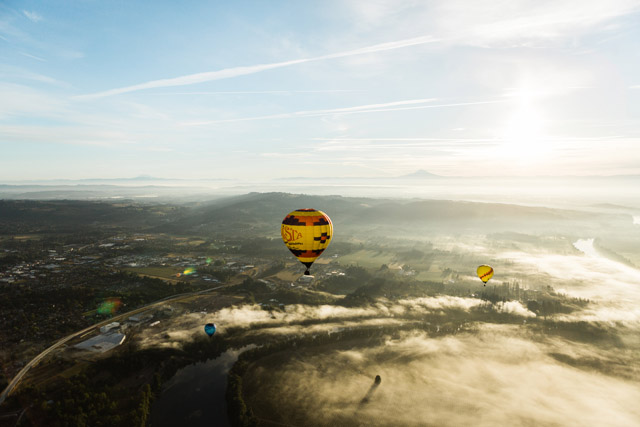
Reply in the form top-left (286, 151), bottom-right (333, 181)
top-left (0, 285), bottom-right (225, 406)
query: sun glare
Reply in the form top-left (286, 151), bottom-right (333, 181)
top-left (497, 87), bottom-right (552, 170)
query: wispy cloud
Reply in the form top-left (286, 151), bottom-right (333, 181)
top-left (0, 124), bottom-right (140, 148)
top-left (183, 99), bottom-right (503, 126)
top-left (313, 137), bottom-right (500, 143)
top-left (78, 35), bottom-right (439, 99)
top-left (182, 98), bottom-right (435, 125)
top-left (313, 138), bottom-right (501, 152)
top-left (19, 52), bottom-right (46, 62)
top-left (76, 58), bottom-right (313, 99)
top-left (371, 0), bottom-right (640, 48)
top-left (22, 10), bottom-right (43, 23)
top-left (75, 1), bottom-right (640, 100)
top-left (261, 152), bottom-right (308, 159)
top-left (0, 83), bottom-right (67, 119)
top-left (0, 66), bottom-right (64, 86)
top-left (146, 89), bottom-right (365, 95)
top-left (310, 135), bottom-right (629, 152)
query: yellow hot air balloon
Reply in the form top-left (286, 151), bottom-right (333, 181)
top-left (281, 209), bottom-right (332, 275)
top-left (477, 265), bottom-right (494, 286)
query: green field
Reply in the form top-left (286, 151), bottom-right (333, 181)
top-left (335, 250), bottom-right (395, 269)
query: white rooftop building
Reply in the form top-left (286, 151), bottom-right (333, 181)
top-left (297, 275), bottom-right (315, 284)
top-left (74, 333), bottom-right (126, 353)
top-left (100, 322), bottom-right (120, 334)
top-left (128, 311), bottom-right (154, 323)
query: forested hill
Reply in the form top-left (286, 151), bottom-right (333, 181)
top-left (0, 193), bottom-right (623, 237)
top-left (0, 200), bottom-right (185, 234)
top-left (156, 192), bottom-right (612, 236)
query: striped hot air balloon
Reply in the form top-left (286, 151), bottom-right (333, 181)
top-left (281, 209), bottom-right (333, 275)
top-left (477, 265), bottom-right (494, 286)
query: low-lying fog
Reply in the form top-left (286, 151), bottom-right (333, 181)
top-left (3, 176), bottom-right (640, 210)
top-left (498, 238), bottom-right (640, 325)
top-left (248, 326), bottom-right (640, 426)
top-left (135, 212), bottom-right (640, 426)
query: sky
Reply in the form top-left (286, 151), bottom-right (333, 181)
top-left (1, 0), bottom-right (640, 181)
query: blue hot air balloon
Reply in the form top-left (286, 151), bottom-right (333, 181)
top-left (204, 323), bottom-right (216, 337)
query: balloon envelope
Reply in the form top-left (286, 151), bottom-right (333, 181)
top-left (477, 265), bottom-right (494, 284)
top-left (281, 209), bottom-right (332, 275)
top-left (204, 323), bottom-right (216, 336)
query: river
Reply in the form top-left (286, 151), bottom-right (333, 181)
top-left (150, 345), bottom-right (255, 427)
top-left (499, 238), bottom-right (640, 323)
top-left (564, 238), bottom-right (640, 323)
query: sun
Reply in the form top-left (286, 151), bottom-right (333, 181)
top-left (497, 88), bottom-right (552, 169)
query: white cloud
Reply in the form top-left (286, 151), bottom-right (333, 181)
top-left (76, 1), bottom-right (639, 100)
top-left (244, 327), bottom-right (640, 426)
top-left (496, 238), bottom-right (640, 324)
top-left (495, 300), bottom-right (537, 317)
top-left (0, 83), bottom-right (67, 119)
top-left (396, 296), bottom-right (486, 312)
top-left (0, 66), bottom-right (64, 86)
top-left (347, 0), bottom-right (640, 48)
top-left (183, 98), bottom-right (437, 125)
top-left (260, 152), bottom-right (307, 159)
top-left (19, 52), bottom-right (46, 62)
top-left (312, 138), bottom-right (500, 153)
top-left (76, 58), bottom-right (310, 99)
top-left (146, 89), bottom-right (364, 95)
top-left (183, 99), bottom-right (503, 126)
top-left (22, 10), bottom-right (43, 23)
top-left (556, 302), bottom-right (640, 326)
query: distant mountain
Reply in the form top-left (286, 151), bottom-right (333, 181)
top-left (128, 175), bottom-right (165, 181)
top-left (398, 169), bottom-right (441, 179)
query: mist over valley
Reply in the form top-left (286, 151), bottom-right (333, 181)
top-left (2, 0), bottom-right (640, 424)
top-left (1, 190), bottom-right (639, 426)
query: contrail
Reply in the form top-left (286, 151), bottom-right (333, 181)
top-left (78, 35), bottom-right (439, 99)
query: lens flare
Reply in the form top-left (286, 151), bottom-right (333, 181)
top-left (97, 298), bottom-right (122, 315)
top-left (183, 267), bottom-right (196, 275)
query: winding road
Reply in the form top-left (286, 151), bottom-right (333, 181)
top-left (0, 285), bottom-right (225, 406)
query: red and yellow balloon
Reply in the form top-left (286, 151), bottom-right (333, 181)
top-left (281, 209), bottom-right (332, 275)
top-left (477, 264), bottom-right (494, 286)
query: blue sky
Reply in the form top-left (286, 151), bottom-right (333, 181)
top-left (1, 0), bottom-right (640, 180)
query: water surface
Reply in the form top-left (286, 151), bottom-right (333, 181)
top-left (150, 345), bottom-right (255, 427)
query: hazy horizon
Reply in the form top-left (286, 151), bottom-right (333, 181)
top-left (1, 190), bottom-right (639, 425)
top-left (2, 2), bottom-right (640, 425)
top-left (2, 1), bottom-right (640, 181)
top-left (2, 174), bottom-right (639, 211)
